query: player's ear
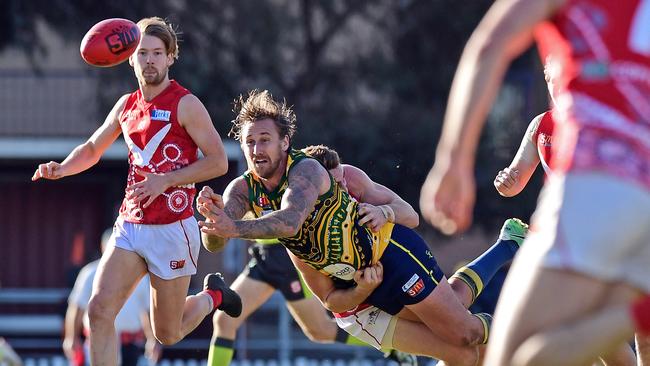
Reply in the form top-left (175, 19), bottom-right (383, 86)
top-left (281, 136), bottom-right (289, 152)
top-left (128, 54), bottom-right (134, 67)
top-left (167, 53), bottom-right (174, 67)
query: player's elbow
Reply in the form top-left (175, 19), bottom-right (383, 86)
top-left (212, 158), bottom-right (228, 178)
top-left (79, 141), bottom-right (102, 165)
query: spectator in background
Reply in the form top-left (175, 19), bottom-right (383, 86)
top-left (63, 229), bottom-right (161, 366)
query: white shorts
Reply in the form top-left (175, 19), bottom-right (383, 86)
top-left (523, 172), bottom-right (650, 292)
top-left (110, 216), bottom-right (201, 280)
top-left (334, 304), bottom-right (397, 350)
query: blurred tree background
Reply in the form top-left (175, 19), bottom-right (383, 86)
top-left (2, 0), bottom-right (550, 234)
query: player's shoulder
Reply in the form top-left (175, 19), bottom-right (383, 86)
top-left (528, 110), bottom-right (551, 132)
top-left (177, 93), bottom-right (210, 126)
top-left (227, 175), bottom-right (249, 192)
top-left (113, 93), bottom-right (132, 112)
top-left (293, 156), bottom-right (327, 174)
top-left (178, 93), bottom-right (204, 111)
top-left (342, 164), bottom-right (371, 184)
top-left (291, 158), bottom-right (330, 188)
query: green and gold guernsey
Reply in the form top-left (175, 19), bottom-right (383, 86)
top-left (243, 149), bottom-right (393, 286)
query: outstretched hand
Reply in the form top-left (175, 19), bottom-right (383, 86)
top-left (196, 186), bottom-right (236, 238)
top-left (420, 161), bottom-right (475, 235)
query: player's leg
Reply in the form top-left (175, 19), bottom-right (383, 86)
top-left (145, 217), bottom-right (240, 345)
top-left (592, 284), bottom-right (637, 366)
top-left (391, 317), bottom-right (480, 366)
top-left (88, 244), bottom-right (147, 366)
top-left (208, 273), bottom-right (275, 366)
top-left (336, 305), bottom-right (478, 366)
top-left (377, 226), bottom-right (490, 347)
top-left (285, 289), bottom-right (338, 343)
top-left (486, 173), bottom-right (650, 366)
top-left (505, 270), bottom-right (639, 366)
top-left (450, 218), bottom-right (528, 308)
top-left (407, 277), bottom-right (488, 347)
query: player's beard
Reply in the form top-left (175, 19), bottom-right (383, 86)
top-left (252, 155), bottom-right (282, 179)
top-left (140, 66), bottom-right (167, 86)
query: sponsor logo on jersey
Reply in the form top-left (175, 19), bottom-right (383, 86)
top-left (170, 260), bottom-right (186, 270)
top-left (323, 263), bottom-right (356, 281)
top-left (406, 279), bottom-right (425, 297)
top-left (402, 273), bottom-right (420, 292)
top-left (151, 109), bottom-right (171, 121)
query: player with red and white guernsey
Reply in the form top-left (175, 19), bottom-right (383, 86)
top-left (33, 17), bottom-right (241, 366)
top-left (493, 110), bottom-right (555, 197)
top-left (493, 68), bottom-right (639, 365)
top-left (419, 0), bottom-right (650, 365)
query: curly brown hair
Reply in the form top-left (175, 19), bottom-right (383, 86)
top-left (229, 89), bottom-right (297, 142)
top-left (301, 145), bottom-right (341, 170)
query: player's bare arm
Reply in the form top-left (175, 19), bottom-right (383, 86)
top-left (198, 177), bottom-right (251, 252)
top-left (288, 251), bottom-right (383, 313)
top-left (421, 0), bottom-right (565, 233)
top-left (494, 113), bottom-right (543, 197)
top-left (32, 94), bottom-right (127, 181)
top-left (345, 165), bottom-right (419, 230)
top-left (199, 159), bottom-right (326, 239)
top-left (128, 94), bottom-right (228, 208)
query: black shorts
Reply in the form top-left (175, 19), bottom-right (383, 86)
top-left (243, 243), bottom-right (311, 301)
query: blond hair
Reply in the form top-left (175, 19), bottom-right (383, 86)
top-left (136, 17), bottom-right (179, 59)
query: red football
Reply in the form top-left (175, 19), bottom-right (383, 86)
top-left (80, 18), bottom-right (141, 67)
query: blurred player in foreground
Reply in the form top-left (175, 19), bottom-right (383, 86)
top-left (420, 0), bottom-right (650, 364)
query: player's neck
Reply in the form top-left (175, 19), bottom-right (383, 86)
top-left (139, 78), bottom-right (171, 102)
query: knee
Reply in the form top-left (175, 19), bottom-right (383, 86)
top-left (213, 311), bottom-right (242, 334)
top-left (87, 295), bottom-right (117, 328)
top-left (447, 326), bottom-right (483, 347)
top-left (153, 327), bottom-right (182, 346)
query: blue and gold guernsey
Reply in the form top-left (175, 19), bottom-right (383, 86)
top-left (243, 149), bottom-right (393, 287)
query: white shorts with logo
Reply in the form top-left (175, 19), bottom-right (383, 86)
top-left (110, 216), bottom-right (201, 280)
top-left (523, 172), bottom-right (650, 292)
top-left (334, 305), bottom-right (397, 350)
